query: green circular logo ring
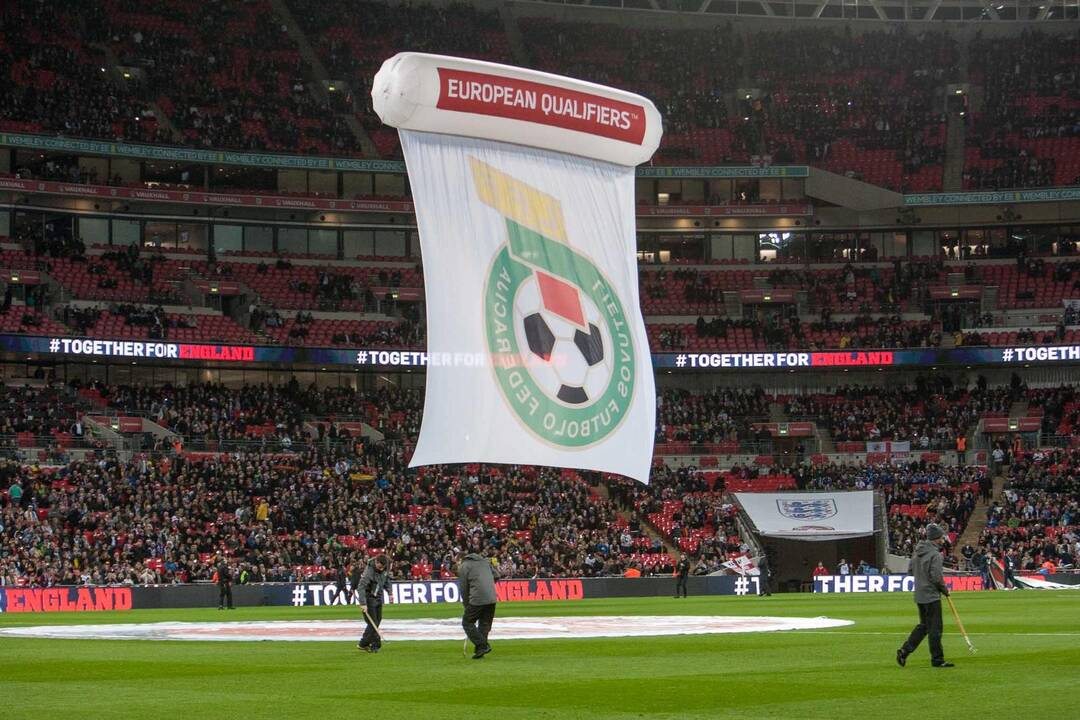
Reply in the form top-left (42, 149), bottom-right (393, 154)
top-left (483, 221), bottom-right (636, 449)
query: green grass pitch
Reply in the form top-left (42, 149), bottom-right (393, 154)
top-left (1, 591), bottom-right (1077, 719)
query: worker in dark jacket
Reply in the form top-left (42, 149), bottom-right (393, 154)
top-left (757, 553), bottom-right (772, 597)
top-left (330, 561), bottom-right (349, 604)
top-left (215, 557), bottom-right (233, 610)
top-left (897, 523), bottom-right (953, 667)
top-left (348, 559), bottom-right (362, 603)
top-left (458, 550), bottom-right (498, 659)
top-left (674, 554), bottom-right (690, 598)
top-left (355, 554), bottom-right (391, 653)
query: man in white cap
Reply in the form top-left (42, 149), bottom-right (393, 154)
top-left (896, 523), bottom-right (954, 668)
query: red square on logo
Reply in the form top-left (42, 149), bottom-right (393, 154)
top-left (536, 271), bottom-right (584, 327)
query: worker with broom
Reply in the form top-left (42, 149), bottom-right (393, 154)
top-left (896, 523), bottom-right (955, 668)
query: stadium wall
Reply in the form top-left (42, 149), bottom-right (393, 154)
top-left (0, 577), bottom-right (768, 613)
top-left (813, 573), bottom-right (1080, 593)
top-left (6, 574), bottom-right (1077, 612)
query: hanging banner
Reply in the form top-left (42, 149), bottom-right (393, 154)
top-left (733, 491), bottom-right (875, 540)
top-left (373, 53), bottom-right (660, 482)
top-left (866, 441), bottom-right (911, 454)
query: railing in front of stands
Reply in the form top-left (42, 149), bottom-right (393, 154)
top-left (0, 131), bottom-right (813, 179)
top-left (1039, 434), bottom-right (1080, 449)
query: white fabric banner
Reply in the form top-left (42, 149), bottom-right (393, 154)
top-left (402, 130), bottom-right (655, 482)
top-left (733, 491), bottom-right (875, 540)
top-left (721, 558), bottom-right (759, 576)
top-left (866, 441), bottom-right (911, 454)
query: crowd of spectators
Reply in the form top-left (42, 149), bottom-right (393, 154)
top-left (88, 382), bottom-right (777, 455)
top-left (10, 156), bottom-right (105, 186)
top-left (963, 154), bottom-right (1057, 191)
top-left (0, 385), bottom-right (79, 442)
top-left (676, 314), bottom-right (846, 352)
top-left (0, 0), bottom-right (357, 155)
top-left (1030, 385), bottom-right (1077, 439)
top-left (980, 447), bottom-right (1079, 574)
top-left (3, 371), bottom-right (1079, 587)
top-left (784, 378), bottom-right (1012, 446)
top-left (722, 313), bottom-right (941, 352)
top-left (97, 381), bottom-right (310, 451)
top-left (641, 267), bottom-right (724, 309)
top-left (656, 387), bottom-right (769, 445)
top-left (0, 446), bottom-right (668, 586)
top-left (23, 224), bottom-right (86, 262)
top-left (519, 19), bottom-right (739, 153)
top-left (966, 28), bottom-right (1080, 189)
top-left (0, 1), bottom-right (163, 143)
top-left (60, 306), bottom-right (103, 335)
top-left (742, 26), bottom-right (956, 182)
top-left (347, 317), bottom-right (424, 349)
top-left (96, 0), bottom-right (358, 155)
top-left (4, 0), bottom-right (1080, 191)
top-left (286, 0), bottom-right (511, 157)
top-left (91, 380), bottom-right (430, 451)
top-left (959, 325), bottom-right (1068, 348)
top-left (609, 464), bottom-right (742, 574)
top-left (773, 259), bottom-right (943, 314)
top-left (0, 380), bottom-right (788, 585)
top-left (248, 304), bottom-right (284, 333)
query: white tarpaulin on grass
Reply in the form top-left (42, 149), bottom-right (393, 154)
top-left (734, 491), bottom-right (875, 540)
top-left (1013, 575), bottom-right (1080, 590)
top-left (372, 53), bottom-right (661, 482)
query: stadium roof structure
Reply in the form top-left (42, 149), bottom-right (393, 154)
top-left (519, 0), bottom-right (1079, 22)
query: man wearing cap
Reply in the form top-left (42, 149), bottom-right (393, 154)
top-left (458, 548), bottom-right (498, 660)
top-left (897, 523), bottom-right (954, 668)
top-left (354, 554), bottom-right (391, 653)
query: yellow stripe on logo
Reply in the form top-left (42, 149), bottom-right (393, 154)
top-left (469, 156), bottom-right (567, 243)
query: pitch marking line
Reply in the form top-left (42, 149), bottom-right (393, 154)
top-left (0, 615), bottom-right (852, 642)
top-left (789, 631), bottom-right (1080, 637)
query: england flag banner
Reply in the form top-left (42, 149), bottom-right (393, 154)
top-left (372, 53), bottom-right (662, 482)
top-left (733, 491), bottom-right (875, 540)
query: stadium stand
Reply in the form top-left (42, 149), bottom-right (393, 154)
top-left (0, 306), bottom-right (68, 336)
top-left (981, 447), bottom-right (1079, 572)
top-left (2, 1), bottom-right (1080, 598)
top-left (0, 450), bottom-right (663, 585)
top-left (59, 306), bottom-right (259, 344)
top-left (0, 2), bottom-right (1076, 189)
top-left (656, 388), bottom-right (769, 446)
top-left (783, 381), bottom-right (1009, 447)
top-left (0, 376), bottom-right (1040, 586)
top-left (260, 317), bottom-right (424, 349)
top-left (739, 26), bottom-right (956, 191)
top-left (2, 226), bottom-right (1078, 355)
top-left (96, 0), bottom-right (359, 155)
top-left (966, 28), bottom-right (1080, 189)
top-left (0, 1), bottom-right (165, 143)
top-left (285, 0), bottom-right (512, 158)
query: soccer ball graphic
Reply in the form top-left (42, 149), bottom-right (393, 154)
top-left (513, 271), bottom-right (614, 405)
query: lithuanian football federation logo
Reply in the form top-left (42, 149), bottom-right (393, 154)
top-left (472, 157), bottom-right (635, 448)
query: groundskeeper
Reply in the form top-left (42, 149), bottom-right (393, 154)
top-left (897, 523), bottom-right (954, 668)
top-left (458, 548), bottom-right (498, 660)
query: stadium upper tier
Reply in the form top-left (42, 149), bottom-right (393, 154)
top-left (1, 0), bottom-right (1078, 192)
top-left (1, 237), bottom-right (1077, 352)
